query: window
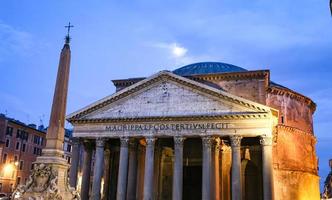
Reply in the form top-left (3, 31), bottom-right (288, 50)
top-left (281, 116), bottom-right (284, 124)
top-left (22, 143), bottom-right (26, 152)
top-left (33, 135), bottom-right (43, 145)
top-left (22, 131), bottom-right (29, 141)
top-left (2, 154), bottom-right (7, 163)
top-left (5, 139), bottom-right (10, 148)
top-left (16, 129), bottom-right (21, 138)
top-left (33, 147), bottom-right (42, 155)
top-left (16, 177), bottom-right (21, 185)
top-left (16, 142), bottom-right (20, 150)
top-left (14, 155), bottom-right (18, 162)
top-left (0, 183), bottom-right (2, 191)
top-left (67, 156), bottom-right (71, 164)
top-left (19, 161), bottom-right (23, 170)
top-left (6, 126), bottom-right (13, 136)
top-left (31, 163), bottom-right (34, 170)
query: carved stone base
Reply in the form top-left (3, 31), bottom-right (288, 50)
top-left (12, 154), bottom-right (80, 200)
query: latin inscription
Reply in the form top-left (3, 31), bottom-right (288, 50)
top-left (105, 122), bottom-right (230, 132)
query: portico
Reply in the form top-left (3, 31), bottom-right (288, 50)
top-left (67, 71), bottom-right (278, 200)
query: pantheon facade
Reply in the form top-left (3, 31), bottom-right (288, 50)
top-left (67, 62), bottom-right (319, 200)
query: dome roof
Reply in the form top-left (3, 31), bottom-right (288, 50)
top-left (173, 62), bottom-right (247, 76)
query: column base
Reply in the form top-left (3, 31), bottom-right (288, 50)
top-left (12, 155), bottom-right (80, 200)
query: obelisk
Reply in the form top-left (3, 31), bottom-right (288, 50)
top-left (12, 24), bottom-right (79, 200)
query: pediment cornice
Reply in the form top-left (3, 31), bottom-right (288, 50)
top-left (67, 71), bottom-right (275, 122)
top-left (69, 112), bottom-right (269, 124)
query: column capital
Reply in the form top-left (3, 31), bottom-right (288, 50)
top-left (260, 135), bottom-right (273, 146)
top-left (95, 138), bottom-right (106, 147)
top-left (72, 137), bottom-right (81, 145)
top-left (128, 138), bottom-right (138, 150)
top-left (145, 137), bottom-right (156, 147)
top-left (174, 136), bottom-right (185, 147)
top-left (83, 139), bottom-right (93, 150)
top-left (230, 135), bottom-right (242, 147)
top-left (212, 137), bottom-right (221, 152)
top-left (120, 137), bottom-right (130, 147)
top-left (202, 136), bottom-right (214, 148)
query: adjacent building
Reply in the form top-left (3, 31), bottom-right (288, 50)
top-left (64, 128), bottom-right (73, 164)
top-left (0, 114), bottom-right (75, 195)
top-left (0, 114), bottom-right (46, 194)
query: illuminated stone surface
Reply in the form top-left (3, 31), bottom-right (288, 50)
top-left (67, 62), bottom-right (319, 200)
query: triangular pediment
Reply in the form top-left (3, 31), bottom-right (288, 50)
top-left (67, 71), bottom-right (273, 122)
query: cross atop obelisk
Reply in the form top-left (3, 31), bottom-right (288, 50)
top-left (65, 22), bottom-right (74, 44)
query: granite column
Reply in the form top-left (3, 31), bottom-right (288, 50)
top-left (212, 137), bottom-right (221, 200)
top-left (143, 137), bottom-right (156, 200)
top-left (172, 136), bottom-right (185, 200)
top-left (260, 135), bottom-right (274, 200)
top-left (202, 136), bottom-right (213, 200)
top-left (117, 137), bottom-right (129, 200)
top-left (69, 138), bottom-right (80, 188)
top-left (126, 139), bottom-right (138, 200)
top-left (91, 138), bottom-right (105, 199)
top-left (103, 146), bottom-right (111, 200)
top-left (230, 136), bottom-right (242, 200)
top-left (81, 140), bottom-right (93, 200)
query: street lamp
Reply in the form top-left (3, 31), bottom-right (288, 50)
top-left (3, 163), bottom-right (15, 175)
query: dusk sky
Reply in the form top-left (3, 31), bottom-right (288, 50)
top-left (0, 0), bottom-right (331, 190)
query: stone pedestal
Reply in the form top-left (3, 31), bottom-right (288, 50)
top-left (12, 149), bottom-right (79, 200)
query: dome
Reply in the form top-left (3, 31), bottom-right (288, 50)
top-left (173, 62), bottom-right (247, 76)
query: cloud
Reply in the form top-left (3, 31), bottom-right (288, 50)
top-left (170, 43), bottom-right (187, 58)
top-left (0, 21), bottom-right (34, 61)
top-left (153, 42), bottom-right (188, 58)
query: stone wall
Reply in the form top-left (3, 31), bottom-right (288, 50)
top-left (273, 125), bottom-right (318, 173)
top-left (272, 125), bottom-right (319, 199)
top-left (211, 78), bottom-right (267, 104)
top-left (274, 170), bottom-right (320, 200)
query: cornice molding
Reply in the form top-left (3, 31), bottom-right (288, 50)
top-left (112, 70), bottom-right (270, 89)
top-left (267, 86), bottom-right (316, 112)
